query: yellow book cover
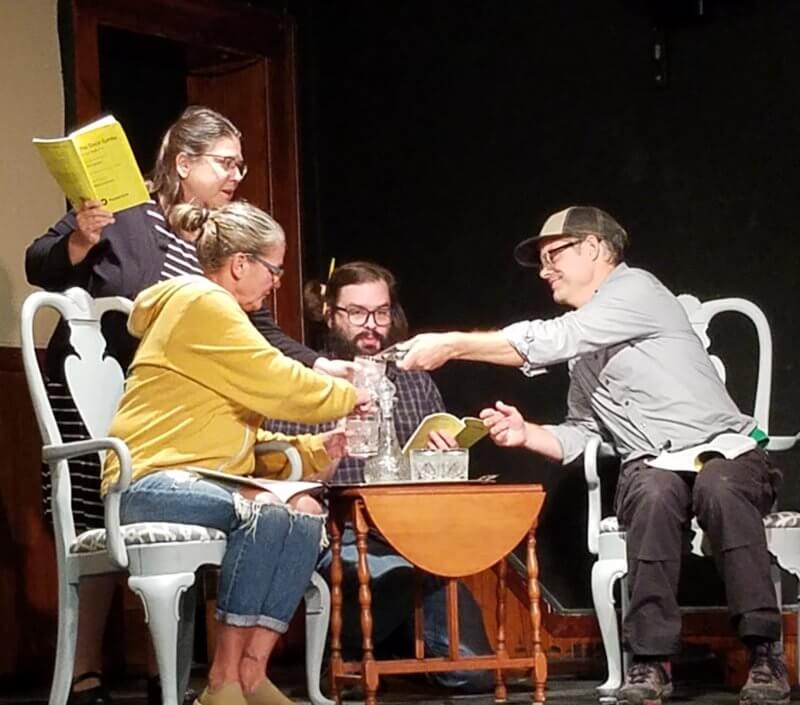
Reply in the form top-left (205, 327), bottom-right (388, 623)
top-left (33, 115), bottom-right (149, 213)
top-left (645, 433), bottom-right (756, 472)
top-left (402, 413), bottom-right (488, 455)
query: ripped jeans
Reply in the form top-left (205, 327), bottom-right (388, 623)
top-left (120, 470), bottom-right (323, 633)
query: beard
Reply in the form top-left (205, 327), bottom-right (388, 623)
top-left (326, 326), bottom-right (398, 360)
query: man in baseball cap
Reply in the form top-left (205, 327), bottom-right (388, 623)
top-left (396, 206), bottom-right (787, 705)
top-left (512, 205), bottom-right (629, 268)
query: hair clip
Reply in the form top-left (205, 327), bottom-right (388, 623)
top-left (320, 257), bottom-right (336, 301)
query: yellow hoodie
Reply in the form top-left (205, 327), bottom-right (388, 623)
top-left (102, 276), bottom-right (358, 495)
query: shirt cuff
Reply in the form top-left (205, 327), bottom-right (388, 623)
top-left (542, 424), bottom-right (595, 466)
top-left (503, 321), bottom-right (543, 377)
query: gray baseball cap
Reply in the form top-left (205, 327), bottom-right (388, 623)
top-left (514, 206), bottom-right (628, 267)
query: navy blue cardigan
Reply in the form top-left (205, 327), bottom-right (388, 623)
top-left (26, 203), bottom-right (318, 381)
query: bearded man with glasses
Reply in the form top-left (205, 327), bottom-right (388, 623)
top-left (397, 206), bottom-right (788, 705)
top-left (265, 260), bottom-right (493, 694)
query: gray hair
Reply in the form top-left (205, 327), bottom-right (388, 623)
top-left (172, 201), bottom-right (285, 272)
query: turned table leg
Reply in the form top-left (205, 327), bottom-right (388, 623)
top-left (494, 558), bottom-right (508, 702)
top-left (527, 527), bottom-right (547, 704)
top-left (354, 501), bottom-right (379, 705)
top-left (329, 509), bottom-right (344, 705)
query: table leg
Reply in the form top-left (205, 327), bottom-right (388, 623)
top-left (494, 558), bottom-right (508, 703)
top-left (446, 579), bottom-right (460, 661)
top-left (329, 509), bottom-right (344, 705)
top-left (354, 501), bottom-right (379, 705)
top-left (527, 528), bottom-right (547, 704)
top-left (413, 571), bottom-right (424, 660)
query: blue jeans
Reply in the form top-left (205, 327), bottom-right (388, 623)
top-left (319, 529), bottom-right (493, 693)
top-left (121, 470), bottom-right (323, 633)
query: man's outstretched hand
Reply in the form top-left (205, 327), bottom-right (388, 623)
top-left (479, 401), bottom-right (528, 448)
top-left (396, 333), bottom-right (455, 371)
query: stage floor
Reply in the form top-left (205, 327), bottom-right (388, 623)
top-left (3, 672), bottom-right (797, 705)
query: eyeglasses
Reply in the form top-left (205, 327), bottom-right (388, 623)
top-left (203, 153), bottom-right (248, 178)
top-left (249, 253), bottom-right (284, 279)
top-left (333, 305), bottom-right (392, 326)
top-left (537, 239), bottom-right (583, 272)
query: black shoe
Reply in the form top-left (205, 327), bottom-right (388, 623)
top-left (146, 676), bottom-right (198, 705)
top-left (68, 673), bottom-right (112, 705)
top-left (617, 661), bottom-right (673, 705)
top-left (739, 641), bottom-right (790, 705)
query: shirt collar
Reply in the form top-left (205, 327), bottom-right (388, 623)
top-left (593, 262), bottom-right (628, 297)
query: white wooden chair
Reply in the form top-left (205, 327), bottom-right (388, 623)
top-left (22, 288), bottom-right (334, 705)
top-left (583, 295), bottom-right (800, 703)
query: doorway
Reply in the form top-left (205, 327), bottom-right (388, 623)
top-left (64, 0), bottom-right (304, 338)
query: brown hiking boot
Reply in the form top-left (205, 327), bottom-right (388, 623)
top-left (739, 641), bottom-right (790, 705)
top-left (617, 661), bottom-right (673, 705)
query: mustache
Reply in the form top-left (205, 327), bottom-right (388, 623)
top-left (326, 328), bottom-right (394, 360)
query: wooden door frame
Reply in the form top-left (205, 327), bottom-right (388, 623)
top-left (67, 0), bottom-right (305, 339)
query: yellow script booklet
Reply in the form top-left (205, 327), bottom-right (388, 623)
top-left (184, 467), bottom-right (323, 504)
top-left (402, 413), bottom-right (489, 455)
top-left (33, 115), bottom-right (149, 213)
top-left (645, 433), bottom-right (756, 472)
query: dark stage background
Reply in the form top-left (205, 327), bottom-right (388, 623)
top-left (287, 0), bottom-right (800, 610)
top-left (93, 0), bottom-right (800, 611)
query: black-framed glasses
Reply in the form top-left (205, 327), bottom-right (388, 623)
top-left (333, 305), bottom-right (392, 326)
top-left (203, 153), bottom-right (248, 178)
top-left (537, 239), bottom-right (583, 272)
top-left (249, 253), bottom-right (284, 279)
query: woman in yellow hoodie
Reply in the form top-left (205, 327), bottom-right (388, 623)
top-left (103, 202), bottom-right (365, 705)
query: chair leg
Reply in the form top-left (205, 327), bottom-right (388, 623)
top-left (129, 573), bottom-right (197, 705)
top-left (177, 583), bottom-right (198, 701)
top-left (591, 559), bottom-right (628, 702)
top-left (621, 575), bottom-right (632, 676)
top-left (50, 578), bottom-right (80, 705)
top-left (305, 572), bottom-right (334, 705)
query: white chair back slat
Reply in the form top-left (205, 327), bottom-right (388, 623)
top-left (64, 322), bottom-right (126, 441)
top-left (678, 294), bottom-right (773, 434)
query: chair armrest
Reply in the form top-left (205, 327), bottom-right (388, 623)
top-left (45, 436), bottom-right (133, 570)
top-left (255, 440), bottom-right (303, 481)
top-left (584, 436), bottom-right (603, 556)
top-left (766, 434), bottom-right (799, 452)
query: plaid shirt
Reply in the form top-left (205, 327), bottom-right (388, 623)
top-left (264, 363), bottom-right (445, 484)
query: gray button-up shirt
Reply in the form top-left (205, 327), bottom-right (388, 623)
top-left (503, 263), bottom-right (754, 464)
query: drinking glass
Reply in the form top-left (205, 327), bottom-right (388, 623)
top-left (346, 356), bottom-right (386, 461)
top-left (346, 413), bottom-right (380, 459)
top-left (439, 448), bottom-right (469, 481)
top-left (410, 448), bottom-right (440, 482)
top-left (353, 355), bottom-right (386, 395)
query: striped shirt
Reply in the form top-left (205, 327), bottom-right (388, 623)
top-left (145, 206), bottom-right (204, 279)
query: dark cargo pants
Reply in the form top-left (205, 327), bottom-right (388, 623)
top-left (614, 448), bottom-right (781, 656)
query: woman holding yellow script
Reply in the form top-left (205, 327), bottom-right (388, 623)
top-left (25, 106), bottom-right (342, 705)
top-left (104, 200), bottom-right (363, 705)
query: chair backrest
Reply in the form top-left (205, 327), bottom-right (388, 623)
top-left (21, 287), bottom-right (132, 545)
top-left (677, 294), bottom-right (772, 434)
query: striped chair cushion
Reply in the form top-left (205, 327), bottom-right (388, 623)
top-left (599, 516), bottom-right (622, 534)
top-left (71, 522), bottom-right (226, 554)
top-left (599, 511), bottom-right (800, 535)
top-left (764, 511), bottom-right (800, 529)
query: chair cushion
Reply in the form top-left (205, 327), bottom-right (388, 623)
top-left (763, 511), bottom-right (800, 529)
top-left (70, 522), bottom-right (226, 554)
top-left (598, 511), bottom-right (800, 537)
top-left (599, 516), bottom-right (622, 534)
